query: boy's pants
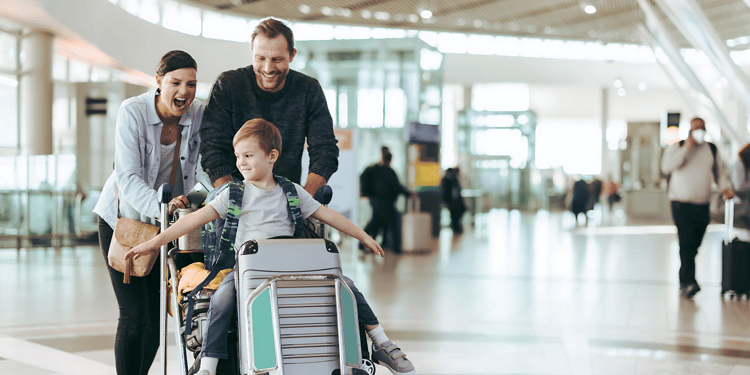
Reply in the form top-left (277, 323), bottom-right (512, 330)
top-left (201, 269), bottom-right (379, 359)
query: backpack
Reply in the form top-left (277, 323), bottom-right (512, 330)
top-left (182, 175), bottom-right (305, 335)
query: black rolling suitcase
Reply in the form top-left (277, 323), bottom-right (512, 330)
top-left (721, 199), bottom-right (750, 298)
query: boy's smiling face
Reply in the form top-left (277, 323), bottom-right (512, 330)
top-left (234, 136), bottom-right (278, 183)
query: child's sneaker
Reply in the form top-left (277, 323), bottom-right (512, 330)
top-left (371, 340), bottom-right (415, 375)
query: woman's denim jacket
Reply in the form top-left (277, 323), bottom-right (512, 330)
top-left (94, 90), bottom-right (210, 229)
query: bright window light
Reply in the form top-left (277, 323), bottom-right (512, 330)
top-left (519, 37), bottom-right (545, 58)
top-left (495, 36), bottom-right (521, 57)
top-left (138, 0), bottom-right (159, 24)
top-left (472, 83), bottom-right (529, 111)
top-left (420, 48), bottom-right (443, 70)
top-left (542, 39), bottom-right (566, 59)
top-left (324, 89), bottom-right (337, 127)
top-left (436, 33), bottom-right (468, 54)
top-left (292, 23), bottom-right (335, 41)
top-left (357, 89), bottom-right (384, 128)
top-left (374, 28), bottom-right (407, 39)
top-left (334, 26), bottom-right (372, 40)
top-left (475, 114), bottom-right (515, 127)
top-left (535, 119), bottom-right (601, 174)
top-left (384, 88), bottom-right (406, 128)
top-left (163, 1), bottom-right (201, 36)
top-left (467, 35), bottom-right (495, 55)
top-left (417, 31), bottom-right (439, 46)
top-left (203, 12), bottom-right (249, 42)
top-left (338, 91), bottom-right (348, 128)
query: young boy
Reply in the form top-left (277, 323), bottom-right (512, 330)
top-left (126, 119), bottom-right (415, 375)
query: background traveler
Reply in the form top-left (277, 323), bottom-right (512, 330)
top-left (661, 117), bottom-right (734, 299)
top-left (730, 143), bottom-right (750, 231)
top-left (361, 146), bottom-right (411, 253)
top-left (570, 177), bottom-right (589, 226)
top-left (199, 17), bottom-right (338, 195)
top-left (441, 167), bottom-right (466, 234)
top-left (93, 50), bottom-right (208, 375)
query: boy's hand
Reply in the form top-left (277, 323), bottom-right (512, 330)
top-left (124, 242), bottom-right (158, 261)
top-left (360, 236), bottom-right (384, 258)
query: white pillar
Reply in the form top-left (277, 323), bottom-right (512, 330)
top-left (600, 87), bottom-right (609, 178)
top-left (20, 29), bottom-right (54, 155)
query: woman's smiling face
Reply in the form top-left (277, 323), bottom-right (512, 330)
top-left (156, 67), bottom-right (197, 119)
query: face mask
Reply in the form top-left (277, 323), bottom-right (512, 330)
top-left (692, 129), bottom-right (706, 144)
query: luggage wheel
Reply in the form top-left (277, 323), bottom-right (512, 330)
top-left (361, 358), bottom-right (376, 375)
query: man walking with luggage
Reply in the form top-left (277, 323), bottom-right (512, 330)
top-left (661, 117), bottom-right (734, 299)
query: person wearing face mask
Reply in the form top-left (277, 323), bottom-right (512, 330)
top-left (93, 50), bottom-right (210, 375)
top-left (661, 117), bottom-right (734, 299)
top-left (199, 17), bottom-right (338, 196)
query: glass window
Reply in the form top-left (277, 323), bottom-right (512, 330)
top-left (68, 59), bottom-right (90, 82)
top-left (138, 0), bottom-right (160, 24)
top-left (324, 88), bottom-right (336, 127)
top-left (357, 89), bottom-right (383, 128)
top-left (338, 91), bottom-right (348, 128)
top-left (163, 1), bottom-right (201, 36)
top-left (472, 83), bottom-right (529, 111)
top-left (203, 11), bottom-right (249, 42)
top-left (52, 55), bottom-right (68, 81)
top-left (292, 23), bottom-right (335, 41)
top-left (0, 72), bottom-right (18, 148)
top-left (535, 119), bottom-right (601, 175)
top-left (384, 88), bottom-right (405, 128)
top-left (0, 32), bottom-right (17, 70)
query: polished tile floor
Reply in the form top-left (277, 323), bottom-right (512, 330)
top-left (3, 207), bottom-right (750, 375)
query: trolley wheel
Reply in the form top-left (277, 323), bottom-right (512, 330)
top-left (361, 358), bottom-right (376, 375)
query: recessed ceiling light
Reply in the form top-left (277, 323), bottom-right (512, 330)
top-left (321, 6), bottom-right (333, 16)
top-left (614, 79), bottom-right (623, 88)
top-left (617, 88), bottom-right (627, 96)
top-left (420, 9), bottom-right (433, 19)
top-left (473, 20), bottom-right (483, 28)
top-left (584, 5), bottom-right (596, 14)
top-left (298, 4), bottom-right (311, 14)
top-left (638, 82), bottom-right (647, 91)
top-left (409, 14), bottom-right (419, 23)
top-left (361, 10), bottom-right (372, 19)
top-left (374, 11), bottom-right (390, 21)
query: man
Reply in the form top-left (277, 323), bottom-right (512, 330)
top-left (661, 117), bottom-right (734, 299)
top-left (361, 147), bottom-right (411, 253)
top-left (441, 167), bottom-right (466, 234)
top-left (200, 17), bottom-right (338, 196)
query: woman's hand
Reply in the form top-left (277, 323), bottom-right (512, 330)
top-left (168, 194), bottom-right (189, 214)
top-left (360, 236), bottom-right (385, 258)
top-left (124, 242), bottom-right (158, 261)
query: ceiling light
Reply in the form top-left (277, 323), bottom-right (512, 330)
top-left (473, 20), bottom-right (483, 28)
top-left (584, 5), bottom-right (596, 14)
top-left (298, 4), bottom-right (311, 14)
top-left (321, 6), bottom-right (333, 16)
top-left (420, 9), bottom-right (433, 19)
top-left (638, 82), bottom-right (647, 91)
top-left (374, 11), bottom-right (390, 21)
top-left (613, 79), bottom-right (623, 88)
top-left (617, 88), bottom-right (626, 96)
top-left (409, 14), bottom-right (419, 23)
top-left (361, 10), bottom-right (371, 19)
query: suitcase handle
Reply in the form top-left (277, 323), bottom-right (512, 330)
top-left (726, 198), bottom-right (736, 242)
top-left (408, 195), bottom-right (420, 213)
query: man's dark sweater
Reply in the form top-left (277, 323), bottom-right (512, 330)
top-left (200, 67), bottom-right (339, 184)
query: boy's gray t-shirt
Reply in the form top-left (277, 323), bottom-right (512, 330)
top-left (208, 180), bottom-right (321, 245)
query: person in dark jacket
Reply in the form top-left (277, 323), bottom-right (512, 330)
top-left (361, 146), bottom-right (411, 253)
top-left (441, 167), bottom-right (466, 234)
top-left (571, 177), bottom-right (589, 226)
top-left (199, 17), bottom-right (338, 196)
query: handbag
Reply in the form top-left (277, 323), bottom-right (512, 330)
top-left (107, 126), bottom-right (182, 283)
top-left (108, 217), bottom-right (160, 283)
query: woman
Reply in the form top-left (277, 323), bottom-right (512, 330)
top-left (93, 50), bottom-right (209, 375)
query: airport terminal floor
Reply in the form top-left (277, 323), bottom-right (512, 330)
top-left (3, 206), bottom-right (750, 375)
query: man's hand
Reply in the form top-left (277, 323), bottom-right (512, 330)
top-left (723, 189), bottom-right (735, 200)
top-left (303, 173), bottom-right (327, 197)
top-left (213, 175), bottom-right (234, 188)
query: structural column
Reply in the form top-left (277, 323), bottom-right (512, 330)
top-left (20, 29), bottom-right (54, 155)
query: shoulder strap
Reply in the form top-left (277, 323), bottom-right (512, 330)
top-left (183, 181), bottom-right (244, 335)
top-left (275, 175), bottom-right (305, 238)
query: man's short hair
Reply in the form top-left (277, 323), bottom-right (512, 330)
top-left (251, 17), bottom-right (295, 55)
top-left (691, 117), bottom-right (705, 127)
top-left (233, 118), bottom-right (282, 156)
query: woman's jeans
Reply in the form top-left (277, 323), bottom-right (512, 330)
top-left (202, 269), bottom-right (378, 359)
top-left (98, 216), bottom-right (161, 375)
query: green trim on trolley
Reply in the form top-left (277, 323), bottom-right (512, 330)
top-left (251, 287), bottom-right (277, 370)
top-left (341, 284), bottom-right (360, 366)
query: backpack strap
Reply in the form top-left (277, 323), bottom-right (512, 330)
top-left (274, 175), bottom-right (305, 238)
top-left (183, 181), bottom-right (244, 335)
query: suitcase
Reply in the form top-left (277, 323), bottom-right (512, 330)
top-left (235, 238), bottom-right (366, 375)
top-left (401, 196), bottom-right (432, 252)
top-left (721, 199), bottom-right (750, 297)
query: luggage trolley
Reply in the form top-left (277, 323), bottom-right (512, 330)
top-left (162, 184), bottom-right (373, 375)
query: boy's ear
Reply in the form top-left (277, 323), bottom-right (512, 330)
top-left (269, 149), bottom-right (279, 163)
